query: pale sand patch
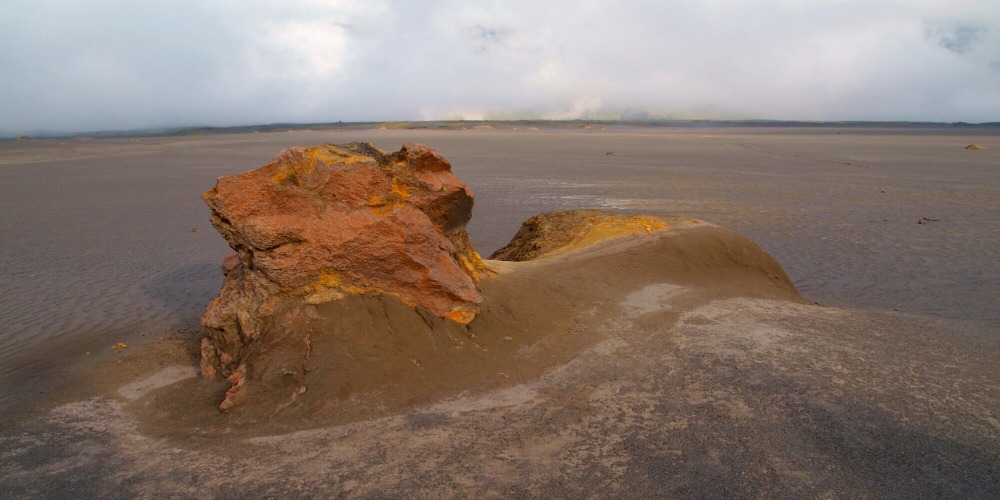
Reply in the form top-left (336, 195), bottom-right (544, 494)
top-left (619, 283), bottom-right (688, 316)
top-left (117, 365), bottom-right (197, 401)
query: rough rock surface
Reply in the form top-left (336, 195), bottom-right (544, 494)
top-left (489, 209), bottom-right (671, 261)
top-left (199, 142), bottom-right (488, 409)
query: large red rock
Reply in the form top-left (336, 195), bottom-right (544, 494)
top-left (199, 143), bottom-right (489, 407)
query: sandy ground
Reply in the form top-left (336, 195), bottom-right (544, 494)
top-left (2, 277), bottom-right (997, 495)
top-left (1, 127), bottom-right (999, 496)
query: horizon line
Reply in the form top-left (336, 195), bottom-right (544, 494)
top-left (5, 118), bottom-right (1000, 140)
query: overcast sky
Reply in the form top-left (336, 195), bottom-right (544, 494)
top-left (2, 0), bottom-right (999, 135)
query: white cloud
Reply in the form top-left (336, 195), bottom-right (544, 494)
top-left (251, 20), bottom-right (350, 80)
top-left (1, 0), bottom-right (998, 135)
top-left (525, 63), bottom-right (572, 91)
top-left (542, 95), bottom-right (605, 120)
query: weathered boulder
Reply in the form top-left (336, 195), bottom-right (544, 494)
top-left (199, 142), bottom-right (489, 408)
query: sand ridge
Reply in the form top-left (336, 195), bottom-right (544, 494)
top-left (113, 221), bottom-right (797, 435)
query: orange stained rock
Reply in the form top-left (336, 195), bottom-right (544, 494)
top-left (200, 142), bottom-right (486, 388)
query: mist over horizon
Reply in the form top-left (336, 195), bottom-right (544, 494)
top-left (2, 0), bottom-right (999, 137)
top-left (9, 116), bottom-right (1000, 141)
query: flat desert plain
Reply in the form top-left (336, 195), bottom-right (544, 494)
top-left (1, 126), bottom-right (998, 497)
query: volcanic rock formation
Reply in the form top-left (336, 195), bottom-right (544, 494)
top-left (199, 142), bottom-right (489, 409)
top-left (490, 210), bottom-right (670, 261)
top-left (196, 143), bottom-right (801, 415)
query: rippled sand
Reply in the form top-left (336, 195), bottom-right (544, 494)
top-left (1, 126), bottom-right (998, 410)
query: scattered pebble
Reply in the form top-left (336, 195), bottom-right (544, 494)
top-left (112, 342), bottom-right (128, 350)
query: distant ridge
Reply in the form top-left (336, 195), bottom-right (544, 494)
top-left (5, 119), bottom-right (999, 140)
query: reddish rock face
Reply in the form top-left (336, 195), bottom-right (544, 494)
top-left (199, 143), bottom-right (488, 405)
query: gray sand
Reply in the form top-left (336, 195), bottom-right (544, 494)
top-left (2, 289), bottom-right (997, 497)
top-left (1, 127), bottom-right (998, 496)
